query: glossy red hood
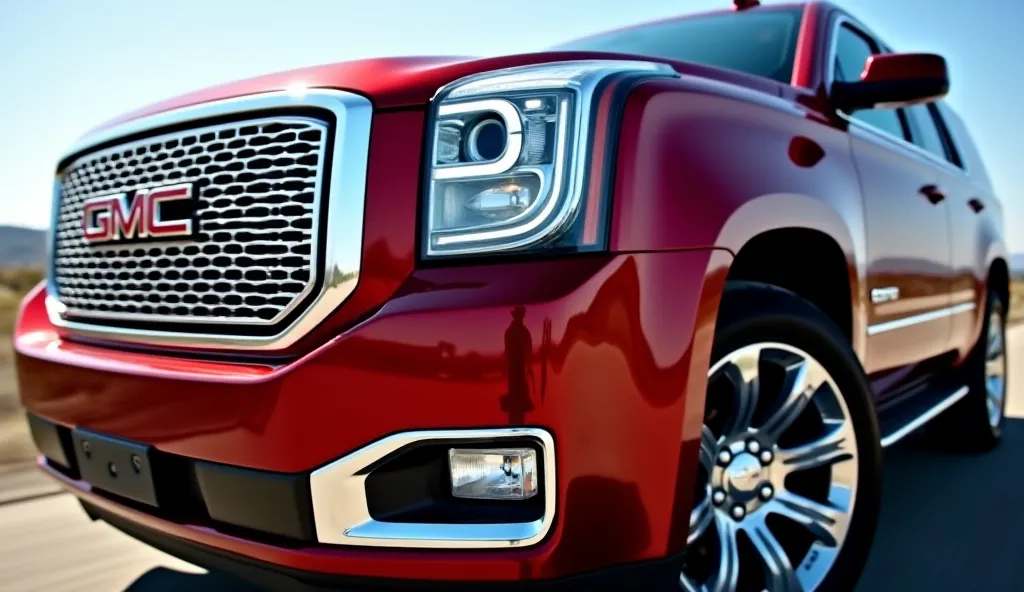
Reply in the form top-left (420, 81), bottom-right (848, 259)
top-left (94, 51), bottom-right (787, 132)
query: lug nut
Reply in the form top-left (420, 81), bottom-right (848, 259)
top-left (747, 440), bottom-right (761, 454)
top-left (712, 490), bottom-right (726, 506)
top-left (107, 462), bottom-right (118, 478)
top-left (717, 450), bottom-right (732, 466)
top-left (82, 441), bottom-right (92, 459)
top-left (759, 485), bottom-right (774, 500)
top-left (131, 454), bottom-right (143, 474)
top-left (760, 450), bottom-right (773, 464)
top-left (731, 505), bottom-right (746, 520)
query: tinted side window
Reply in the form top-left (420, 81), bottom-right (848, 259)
top-left (906, 105), bottom-right (948, 160)
top-left (937, 102), bottom-right (989, 186)
top-left (929, 104), bottom-right (965, 169)
top-left (834, 25), bottom-right (906, 140)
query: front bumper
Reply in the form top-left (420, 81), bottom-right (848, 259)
top-left (17, 249), bottom-right (728, 583)
top-left (81, 497), bottom-right (685, 591)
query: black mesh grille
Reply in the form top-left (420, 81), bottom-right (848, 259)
top-left (52, 116), bottom-right (328, 331)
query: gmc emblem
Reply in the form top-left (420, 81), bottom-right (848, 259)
top-left (81, 183), bottom-right (196, 244)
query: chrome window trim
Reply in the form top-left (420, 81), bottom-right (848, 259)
top-left (928, 102), bottom-right (970, 172)
top-left (309, 428), bottom-right (556, 549)
top-left (866, 302), bottom-right (976, 336)
top-left (901, 104), bottom-right (954, 166)
top-left (45, 89), bottom-right (372, 351)
top-left (824, 14), bottom-right (971, 178)
top-left (848, 112), bottom-right (969, 179)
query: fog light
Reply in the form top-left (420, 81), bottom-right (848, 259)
top-left (448, 448), bottom-right (538, 500)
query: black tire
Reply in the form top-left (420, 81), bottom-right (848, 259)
top-left (928, 290), bottom-right (1006, 451)
top-left (698, 281), bottom-right (882, 592)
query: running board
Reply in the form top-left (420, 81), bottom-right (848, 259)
top-left (878, 385), bottom-right (970, 448)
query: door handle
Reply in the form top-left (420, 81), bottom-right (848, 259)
top-left (919, 184), bottom-right (945, 205)
top-left (968, 197), bottom-right (985, 213)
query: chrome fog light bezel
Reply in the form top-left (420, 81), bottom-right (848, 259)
top-left (309, 427), bottom-right (556, 549)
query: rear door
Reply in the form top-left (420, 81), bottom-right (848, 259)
top-left (832, 22), bottom-right (954, 380)
top-left (907, 103), bottom-right (995, 360)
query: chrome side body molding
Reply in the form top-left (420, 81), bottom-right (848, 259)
top-left (867, 302), bottom-right (976, 336)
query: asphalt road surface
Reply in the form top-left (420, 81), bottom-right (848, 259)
top-left (1, 327), bottom-right (1021, 592)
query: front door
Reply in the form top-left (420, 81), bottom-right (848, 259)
top-left (833, 23), bottom-right (953, 381)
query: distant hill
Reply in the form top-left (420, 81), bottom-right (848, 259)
top-left (0, 226), bottom-right (47, 267)
top-left (1011, 253), bottom-right (1024, 278)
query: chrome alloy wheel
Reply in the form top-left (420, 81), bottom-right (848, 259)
top-left (986, 308), bottom-right (1007, 429)
top-left (682, 343), bottom-right (859, 592)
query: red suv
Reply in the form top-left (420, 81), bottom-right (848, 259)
top-left (15, 2), bottom-right (1009, 590)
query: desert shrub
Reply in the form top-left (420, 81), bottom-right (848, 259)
top-left (0, 268), bottom-right (43, 334)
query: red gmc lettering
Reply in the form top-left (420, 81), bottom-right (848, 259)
top-left (145, 185), bottom-right (193, 237)
top-left (80, 183), bottom-right (193, 244)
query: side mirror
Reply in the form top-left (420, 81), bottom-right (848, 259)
top-left (832, 53), bottom-right (949, 113)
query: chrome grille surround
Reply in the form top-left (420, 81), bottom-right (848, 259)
top-left (46, 90), bottom-right (372, 350)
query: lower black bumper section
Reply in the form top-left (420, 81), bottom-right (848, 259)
top-left (82, 500), bottom-right (684, 591)
top-left (27, 414), bottom-right (77, 476)
top-left (31, 413), bottom-right (315, 542)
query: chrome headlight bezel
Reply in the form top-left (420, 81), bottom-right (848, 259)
top-left (422, 60), bottom-right (676, 259)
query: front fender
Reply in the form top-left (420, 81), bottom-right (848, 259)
top-left (609, 77), bottom-right (868, 354)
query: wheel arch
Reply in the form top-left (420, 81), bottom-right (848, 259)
top-left (714, 193), bottom-right (866, 359)
top-left (725, 226), bottom-right (854, 343)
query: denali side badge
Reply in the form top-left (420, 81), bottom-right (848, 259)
top-left (81, 183), bottom-right (196, 244)
top-left (870, 286), bottom-right (901, 304)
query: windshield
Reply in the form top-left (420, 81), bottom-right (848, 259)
top-left (554, 9), bottom-right (803, 84)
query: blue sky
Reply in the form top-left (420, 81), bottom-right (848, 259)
top-left (0, 0), bottom-right (1020, 253)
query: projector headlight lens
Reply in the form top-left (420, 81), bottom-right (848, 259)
top-left (424, 60), bottom-right (674, 257)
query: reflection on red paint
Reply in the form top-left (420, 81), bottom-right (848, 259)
top-left (501, 305), bottom-right (535, 425)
